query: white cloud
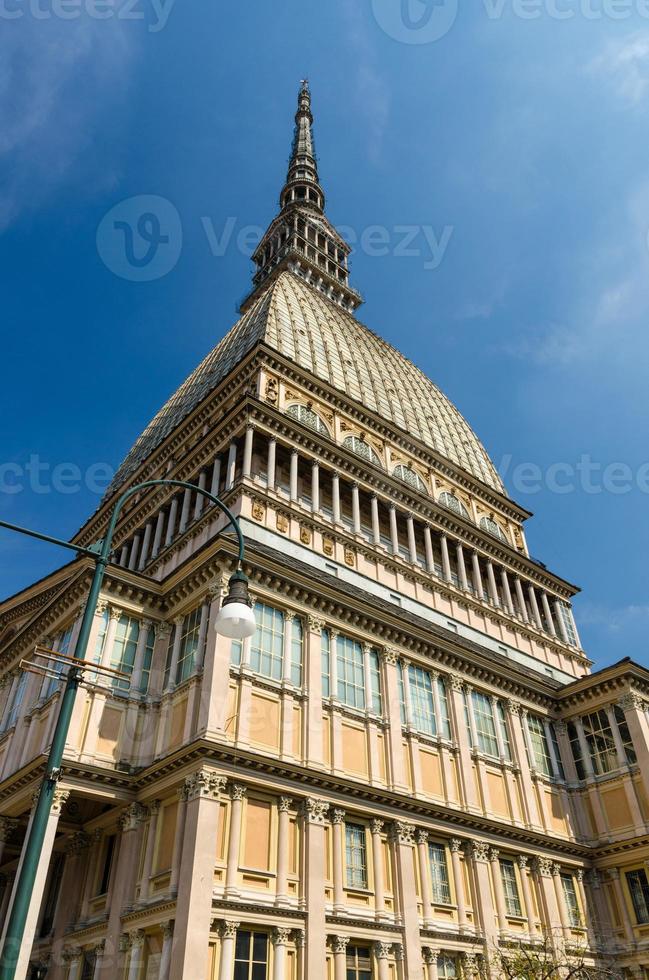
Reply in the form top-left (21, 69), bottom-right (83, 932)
top-left (587, 32), bottom-right (649, 107)
top-left (0, 12), bottom-right (134, 229)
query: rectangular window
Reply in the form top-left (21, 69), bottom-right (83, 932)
top-left (97, 835), bottom-right (116, 896)
top-left (548, 722), bottom-right (566, 780)
top-left (429, 843), bottom-right (451, 905)
top-left (437, 954), bottom-right (458, 979)
top-left (110, 615), bottom-right (140, 691)
top-left (4, 673), bottom-right (27, 731)
top-left (249, 602), bottom-right (284, 682)
top-left (397, 661), bottom-right (406, 725)
top-left (614, 705), bottom-right (637, 765)
top-left (163, 625), bottom-right (176, 688)
top-left (561, 874), bottom-right (582, 927)
top-left (321, 629), bottom-right (330, 698)
top-left (626, 870), bottom-right (649, 925)
top-left (42, 624), bottom-right (74, 699)
top-left (567, 721), bottom-right (585, 779)
top-left (233, 930), bottom-right (268, 980)
top-left (290, 617), bottom-right (303, 687)
top-left (500, 860), bottom-right (522, 916)
top-left (557, 603), bottom-right (578, 646)
top-left (176, 606), bottom-right (202, 685)
top-left (345, 823), bottom-right (368, 889)
top-left (496, 701), bottom-right (512, 761)
top-left (527, 715), bottom-right (553, 777)
top-left (409, 666), bottom-right (437, 737)
top-left (138, 626), bottom-right (155, 695)
top-left (345, 945), bottom-right (372, 980)
top-left (337, 636), bottom-right (365, 710)
top-left (582, 709), bottom-right (618, 775)
top-left (369, 649), bottom-right (382, 714)
top-left (472, 691), bottom-right (499, 758)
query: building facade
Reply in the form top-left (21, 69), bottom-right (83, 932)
top-left (0, 82), bottom-right (648, 980)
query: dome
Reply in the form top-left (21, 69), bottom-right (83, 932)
top-left (106, 272), bottom-right (504, 497)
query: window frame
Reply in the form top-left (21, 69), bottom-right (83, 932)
top-left (428, 842), bottom-right (452, 905)
top-left (500, 859), bottom-right (523, 917)
top-left (345, 822), bottom-right (369, 890)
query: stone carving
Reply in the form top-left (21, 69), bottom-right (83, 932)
top-left (422, 947), bottom-right (438, 965)
top-left (331, 808), bottom-right (346, 825)
top-left (109, 606), bottom-right (124, 622)
top-left (0, 817), bottom-right (18, 843)
top-left (373, 942), bottom-right (392, 959)
top-left (536, 857), bottom-right (553, 877)
top-left (517, 855), bottom-right (529, 871)
top-left (129, 930), bottom-right (145, 949)
top-left (462, 952), bottom-right (479, 978)
top-left (331, 935), bottom-right (350, 954)
top-left (276, 513), bottom-right (289, 533)
top-left (229, 783), bottom-right (247, 802)
top-left (120, 802), bottom-right (146, 832)
top-left (450, 838), bottom-right (464, 853)
top-left (344, 548), bottom-right (356, 567)
top-left (390, 821), bottom-right (416, 846)
top-left (302, 798), bottom-right (330, 825)
top-left (416, 829), bottom-right (429, 846)
top-left (51, 789), bottom-right (71, 816)
top-left (552, 862), bottom-right (562, 877)
top-left (272, 928), bottom-right (292, 946)
top-left (307, 616), bottom-right (324, 635)
top-left (155, 622), bottom-right (172, 639)
top-left (381, 647), bottom-right (398, 666)
top-left (162, 921), bottom-right (174, 940)
top-left (185, 769), bottom-right (228, 802)
top-left (507, 698), bottom-right (521, 715)
top-left (618, 692), bottom-right (644, 712)
top-left (220, 920), bottom-right (240, 940)
top-left (323, 536), bottom-right (335, 556)
top-left (66, 830), bottom-right (91, 854)
top-left (300, 526), bottom-right (312, 545)
top-left (62, 947), bottom-right (81, 965)
top-left (278, 796), bottom-right (293, 813)
top-left (470, 841), bottom-right (490, 862)
top-left (252, 501), bottom-right (265, 522)
top-left (265, 377), bottom-right (278, 405)
top-left (370, 819), bottom-right (384, 835)
top-left (450, 674), bottom-right (465, 693)
top-left (489, 848), bottom-right (500, 863)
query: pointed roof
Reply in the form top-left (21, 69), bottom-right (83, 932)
top-left (105, 272), bottom-right (505, 496)
top-left (281, 79), bottom-right (322, 212)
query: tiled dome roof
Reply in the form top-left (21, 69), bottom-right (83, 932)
top-left (106, 271), bottom-right (504, 496)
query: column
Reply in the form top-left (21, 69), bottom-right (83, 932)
top-left (158, 922), bottom-right (174, 980)
top-left (226, 441), bottom-right (237, 490)
top-left (541, 593), bottom-right (557, 636)
top-left (138, 801), bottom-right (160, 902)
top-left (517, 856), bottom-right (538, 936)
top-left (417, 829), bottom-right (433, 927)
top-left (210, 455), bottom-right (222, 497)
top-left (290, 450), bottom-right (299, 502)
top-left (424, 526), bottom-right (435, 573)
top-left (127, 533), bottom-right (141, 571)
top-left (275, 797), bottom-right (292, 907)
top-left (2, 789), bottom-right (70, 980)
top-left (217, 921), bottom-right (240, 980)
top-left (501, 569), bottom-right (515, 615)
top-left (242, 424), bottom-right (254, 478)
top-left (407, 515), bottom-right (418, 564)
top-left (166, 616), bottom-right (184, 691)
top-left (302, 799), bottom-right (330, 980)
top-left (489, 848), bottom-right (508, 934)
top-left (164, 496), bottom-right (179, 546)
top-left (534, 858), bottom-right (561, 939)
top-left (554, 601), bottom-right (570, 644)
top-left (352, 484), bottom-right (361, 534)
top-left (168, 783), bottom-right (189, 895)
top-left (471, 552), bottom-right (484, 599)
top-left (179, 487), bottom-right (193, 533)
top-left (389, 822), bottom-right (423, 979)
top-left (423, 947), bottom-right (439, 980)
top-left (62, 948), bottom-right (82, 980)
top-left (331, 936), bottom-right (349, 980)
top-left (92, 942), bottom-right (105, 980)
top-left (99, 803), bottom-right (146, 977)
top-left (514, 577), bottom-right (528, 622)
top-left (508, 700), bottom-right (541, 829)
top-left (129, 620), bottom-right (152, 696)
top-left (528, 585), bottom-right (543, 629)
top-left (486, 561), bottom-right (500, 606)
top-left (440, 535), bottom-right (452, 582)
top-left (151, 509), bottom-right (166, 559)
top-left (306, 617), bottom-right (325, 768)
top-left (370, 819), bottom-right (387, 921)
top-left (382, 649), bottom-right (407, 791)
top-left (371, 494), bottom-right (381, 545)
top-left (389, 504), bottom-right (399, 554)
top-left (267, 438), bottom-right (277, 491)
top-left (449, 677), bottom-right (478, 810)
top-left (312, 462), bottom-right (320, 513)
top-left (126, 930), bottom-right (145, 980)
top-left (138, 522), bottom-right (153, 570)
top-left (456, 543), bottom-right (469, 590)
top-left (373, 943), bottom-right (391, 980)
top-left (449, 840), bottom-right (468, 931)
top-left (469, 841), bottom-right (498, 943)
top-left (193, 469), bottom-right (207, 519)
top-left (169, 769), bottom-right (227, 979)
top-left (332, 473), bottom-right (341, 524)
top-left (606, 869), bottom-right (635, 944)
top-left (552, 863), bottom-right (571, 937)
top-left (119, 544), bottom-right (128, 565)
top-left (272, 928), bottom-right (291, 980)
top-left (225, 784), bottom-right (246, 897)
top-left (331, 808), bottom-right (345, 913)
top-left (618, 693), bottom-right (649, 800)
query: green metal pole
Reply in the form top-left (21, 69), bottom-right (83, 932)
top-left (0, 478), bottom-right (247, 977)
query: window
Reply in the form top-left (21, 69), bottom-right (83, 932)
top-left (109, 614), bottom-right (140, 691)
top-left (479, 516), bottom-right (508, 543)
top-left (407, 666), bottom-right (451, 739)
top-left (286, 403), bottom-right (329, 437)
top-left (39, 853), bottom-right (64, 936)
top-left (346, 946), bottom-right (372, 980)
top-left (290, 617), bottom-right (303, 687)
top-left (526, 715), bottom-right (554, 777)
top-left (42, 623), bottom-right (74, 699)
top-left (368, 649), bottom-right (382, 714)
top-left (582, 710), bottom-right (618, 775)
top-left (342, 435), bottom-right (381, 467)
top-left (97, 835), bottom-right (116, 896)
top-left (4, 672), bottom-right (27, 731)
top-left (321, 628), bottom-right (331, 698)
top-left (93, 608), bottom-right (109, 664)
top-left (234, 930), bottom-right (268, 980)
top-left (337, 636), bottom-right (366, 710)
top-left (567, 721), bottom-right (585, 779)
top-left (138, 626), bottom-right (155, 695)
top-left (321, 631), bottom-right (382, 712)
top-left (231, 603), bottom-right (303, 686)
top-left (556, 603), bottom-right (578, 646)
top-left (627, 870), bottom-right (649, 925)
top-left (176, 607), bottom-right (202, 685)
top-left (560, 874), bottom-right (582, 927)
top-left (437, 955), bottom-right (458, 979)
top-left (438, 492), bottom-right (470, 520)
top-left (345, 823), bottom-right (368, 889)
top-left (429, 843), bottom-right (452, 904)
top-left (466, 690), bottom-right (511, 761)
top-left (500, 860), bottom-right (522, 916)
top-left (548, 722), bottom-right (566, 780)
top-left (393, 464), bottom-right (427, 493)
top-left (614, 705), bottom-right (637, 765)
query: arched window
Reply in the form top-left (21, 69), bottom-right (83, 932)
top-left (286, 403), bottom-right (330, 437)
top-left (342, 436), bottom-right (381, 467)
top-left (438, 491), bottom-right (470, 520)
top-left (393, 464), bottom-right (427, 493)
top-left (479, 516), bottom-right (508, 543)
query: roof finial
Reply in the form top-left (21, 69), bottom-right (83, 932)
top-left (280, 79), bottom-right (323, 213)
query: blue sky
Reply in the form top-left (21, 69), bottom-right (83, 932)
top-left (1, 0), bottom-right (648, 670)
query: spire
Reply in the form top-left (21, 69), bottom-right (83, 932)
top-left (240, 81), bottom-right (363, 314)
top-left (280, 80), bottom-right (324, 213)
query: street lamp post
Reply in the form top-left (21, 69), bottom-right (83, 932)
top-left (0, 479), bottom-right (254, 978)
